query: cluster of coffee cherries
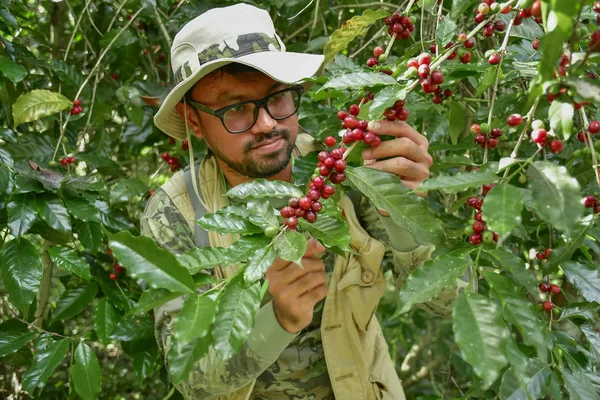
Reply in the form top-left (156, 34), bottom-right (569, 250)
top-left (279, 136), bottom-right (349, 230)
top-left (538, 276), bottom-right (560, 312)
top-left (470, 123), bottom-right (502, 149)
top-left (168, 136), bottom-right (190, 151)
top-left (106, 249), bottom-right (125, 280)
top-left (528, 120), bottom-right (564, 154)
top-left (577, 120), bottom-right (600, 143)
top-left (59, 156), bottom-right (76, 166)
top-left (70, 99), bottom-right (83, 115)
top-left (465, 184), bottom-right (499, 245)
top-left (546, 82), bottom-right (590, 111)
top-left (473, 0), bottom-right (511, 31)
top-left (405, 53), bottom-right (449, 98)
top-left (593, 1), bottom-right (600, 24)
top-left (519, 0), bottom-right (543, 25)
top-left (584, 195), bottom-right (600, 213)
top-left (161, 152), bottom-right (182, 172)
top-left (382, 100), bottom-right (410, 123)
top-left (384, 11), bottom-right (416, 41)
top-left (337, 107), bottom-right (382, 146)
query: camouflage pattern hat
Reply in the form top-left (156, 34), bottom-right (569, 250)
top-left (154, 3), bottom-right (325, 140)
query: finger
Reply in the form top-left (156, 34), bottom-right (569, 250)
top-left (304, 238), bottom-right (326, 258)
top-left (367, 120), bottom-right (429, 148)
top-left (274, 258), bottom-right (325, 285)
top-left (362, 137), bottom-right (433, 166)
top-left (367, 157), bottom-right (430, 181)
top-left (287, 271), bottom-right (328, 297)
top-left (299, 284), bottom-right (328, 306)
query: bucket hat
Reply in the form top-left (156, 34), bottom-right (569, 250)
top-left (154, 3), bottom-right (325, 140)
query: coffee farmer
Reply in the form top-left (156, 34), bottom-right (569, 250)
top-left (141, 4), bottom-right (465, 399)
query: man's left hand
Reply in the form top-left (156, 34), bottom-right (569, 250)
top-left (362, 120), bottom-right (433, 191)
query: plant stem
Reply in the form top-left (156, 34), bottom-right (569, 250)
top-left (33, 243), bottom-right (54, 328)
top-left (578, 108), bottom-right (600, 187)
top-left (351, 25), bottom-right (386, 58)
top-left (383, 33), bottom-right (397, 59)
top-left (154, 8), bottom-right (172, 84)
top-left (63, 0), bottom-right (93, 62)
top-left (508, 97), bottom-right (540, 161)
top-left (434, 0), bottom-right (444, 58)
top-left (106, 0), bottom-right (130, 33)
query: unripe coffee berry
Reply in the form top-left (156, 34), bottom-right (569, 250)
top-left (264, 226), bottom-right (279, 237)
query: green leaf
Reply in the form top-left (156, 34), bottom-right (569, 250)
top-left (247, 198), bottom-right (278, 229)
top-left (12, 90), bottom-right (71, 128)
top-left (197, 211), bottom-right (263, 235)
top-left (397, 255), bottom-right (471, 314)
top-left (63, 196), bottom-right (101, 222)
top-left (177, 247), bottom-right (231, 274)
top-left (174, 294), bottom-right (217, 343)
top-left (448, 100), bottom-right (467, 145)
top-left (419, 170), bottom-right (497, 193)
top-left (0, 55), bottom-right (27, 83)
top-left (545, 216), bottom-right (594, 270)
top-left (319, 72), bottom-right (397, 93)
top-left (274, 230), bottom-right (307, 267)
top-left (225, 179), bottom-right (302, 200)
top-left (74, 220), bottom-right (104, 253)
top-left (548, 98), bottom-right (574, 140)
top-left (581, 325), bottom-right (600, 357)
top-left (244, 246), bottom-right (277, 284)
top-left (561, 363), bottom-right (600, 400)
top-left (557, 302), bottom-right (598, 322)
top-left (345, 166), bottom-right (444, 246)
top-left (110, 315), bottom-right (154, 341)
top-left (476, 66), bottom-right (500, 97)
top-left (95, 200), bottom-right (135, 231)
top-left (71, 342), bottom-right (102, 400)
top-left (93, 298), bottom-right (120, 345)
top-left (64, 176), bottom-right (106, 192)
top-left (481, 184), bottom-right (523, 243)
top-left (499, 362), bottom-right (550, 400)
top-left (107, 230), bottom-right (195, 293)
top-left (527, 161), bottom-right (583, 233)
top-left (0, 238), bottom-right (43, 315)
top-left (52, 282), bottom-right (98, 321)
top-left (36, 195), bottom-right (71, 233)
top-left (436, 17), bottom-right (457, 47)
top-left (109, 178), bottom-right (148, 204)
top-left (22, 338), bottom-right (70, 394)
top-left (168, 334), bottom-right (212, 384)
top-left (323, 9), bottom-right (389, 64)
top-left (564, 77), bottom-right (600, 103)
top-left (298, 212), bottom-right (351, 253)
top-left (450, 0), bottom-right (477, 19)
top-left (99, 29), bottom-right (136, 48)
top-left (212, 276), bottom-right (261, 360)
top-left (7, 193), bottom-right (37, 237)
top-left (538, 1), bottom-right (579, 80)
top-left (561, 261), bottom-right (600, 304)
top-left (483, 249), bottom-right (538, 295)
top-left (48, 246), bottom-right (91, 281)
top-left (367, 85), bottom-right (403, 120)
top-left (126, 288), bottom-right (185, 318)
top-left (0, 329), bottom-right (37, 358)
top-left (483, 271), bottom-right (547, 362)
top-left (122, 337), bottom-right (158, 384)
top-left (453, 292), bottom-right (510, 389)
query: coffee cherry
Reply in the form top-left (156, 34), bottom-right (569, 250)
top-left (182, 140), bottom-right (189, 151)
top-left (474, 211), bottom-right (483, 221)
top-left (474, 134), bottom-right (487, 146)
top-left (536, 252), bottom-right (545, 260)
top-left (531, 129), bottom-right (547, 144)
top-left (549, 285), bottom-right (561, 294)
top-left (544, 248), bottom-right (552, 258)
top-left (475, 13), bottom-right (485, 23)
top-left (487, 138), bottom-right (499, 148)
top-left (352, 128), bottom-right (365, 141)
top-left (474, 198), bottom-right (484, 210)
top-left (323, 156), bottom-right (335, 169)
top-left (264, 226), bottom-right (279, 237)
top-left (73, 99), bottom-right (80, 107)
top-left (494, 20), bottom-right (507, 32)
top-left (482, 183), bottom-right (494, 195)
top-left (295, 208), bottom-right (306, 218)
top-left (322, 185), bottom-right (335, 196)
top-left (444, 89), bottom-right (453, 97)
top-left (468, 233), bottom-right (482, 245)
top-left (396, 108), bottom-right (410, 121)
top-left (312, 176), bottom-right (325, 189)
top-left (330, 172), bottom-right (346, 184)
top-left (472, 221), bottom-right (485, 234)
top-left (532, 39), bottom-right (539, 50)
top-left (531, 120), bottom-right (544, 130)
top-left (480, 123), bottom-right (491, 134)
top-left (421, 79), bottom-right (436, 94)
top-left (467, 196), bottom-right (479, 207)
top-left (71, 106), bottom-right (81, 115)
top-left (418, 53), bottom-right (432, 65)
top-left (367, 57), bottom-right (379, 68)
top-left (60, 157), bottom-right (69, 166)
top-left (289, 197), bottom-right (300, 208)
top-left (489, 53), bottom-right (501, 65)
top-left (482, 231), bottom-right (494, 243)
top-left (418, 64), bottom-right (430, 78)
top-left (507, 114), bottom-right (523, 127)
top-left (459, 51), bottom-right (472, 64)
top-left (343, 130), bottom-right (355, 144)
top-left (594, 1), bottom-right (600, 12)
top-left (325, 136), bottom-right (337, 147)
top-left (589, 121), bottom-right (600, 134)
top-left (549, 139), bottom-right (563, 154)
top-left (68, 156), bottom-right (76, 164)
top-left (483, 24), bottom-right (495, 37)
top-left (109, 273), bottom-right (118, 280)
top-left (531, 0), bottom-right (542, 18)
top-left (304, 210), bottom-right (318, 223)
top-left (330, 148), bottom-right (344, 160)
top-left (470, 124), bottom-right (481, 135)
top-left (584, 195), bottom-right (597, 208)
top-left (114, 264), bottom-right (124, 274)
top-left (312, 201), bottom-right (322, 212)
top-left (539, 282), bottom-right (551, 292)
top-left (344, 116), bottom-right (358, 129)
top-left (337, 110), bottom-right (348, 120)
top-left (464, 38), bottom-right (476, 49)
top-left (491, 128), bottom-right (503, 138)
top-left (334, 159), bottom-right (346, 172)
top-left (280, 206), bottom-right (295, 218)
top-left (478, 3), bottom-right (490, 15)
top-left (542, 301), bottom-right (553, 311)
top-left (307, 189), bottom-right (321, 202)
top-left (285, 217), bottom-right (298, 228)
top-left (430, 71), bottom-right (444, 85)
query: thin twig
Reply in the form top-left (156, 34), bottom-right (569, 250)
top-left (63, 0), bottom-right (93, 61)
top-left (508, 97), bottom-right (540, 162)
top-left (106, 0), bottom-right (130, 33)
top-left (579, 108), bottom-right (600, 187)
top-left (350, 25), bottom-right (386, 58)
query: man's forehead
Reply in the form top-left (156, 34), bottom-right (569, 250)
top-left (197, 73), bottom-right (287, 104)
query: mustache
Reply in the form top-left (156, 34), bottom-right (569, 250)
top-left (244, 129), bottom-right (291, 153)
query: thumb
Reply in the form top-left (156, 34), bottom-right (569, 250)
top-left (304, 238), bottom-right (326, 257)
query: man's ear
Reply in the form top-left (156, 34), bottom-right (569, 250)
top-left (175, 101), bottom-right (204, 139)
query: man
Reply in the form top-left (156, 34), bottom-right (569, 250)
top-left (141, 3), bottom-right (454, 400)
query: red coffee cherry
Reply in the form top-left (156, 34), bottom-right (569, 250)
top-left (507, 114), bottom-right (523, 127)
top-left (538, 282), bottom-right (551, 292)
top-left (325, 136), bottom-right (337, 147)
top-left (549, 285), bottom-right (561, 294)
top-left (542, 301), bottom-right (553, 311)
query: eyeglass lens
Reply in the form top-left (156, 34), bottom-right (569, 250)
top-left (222, 89), bottom-right (300, 133)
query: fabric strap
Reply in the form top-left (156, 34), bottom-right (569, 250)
top-left (183, 161), bottom-right (210, 249)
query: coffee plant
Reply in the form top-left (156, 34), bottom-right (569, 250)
top-left (1, 0), bottom-right (599, 399)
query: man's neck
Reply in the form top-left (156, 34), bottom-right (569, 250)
top-left (215, 158), bottom-right (293, 188)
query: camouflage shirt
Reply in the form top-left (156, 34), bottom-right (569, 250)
top-left (140, 189), bottom-right (459, 400)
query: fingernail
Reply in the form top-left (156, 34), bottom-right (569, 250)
top-left (368, 121), bottom-right (380, 130)
top-left (362, 149), bottom-right (372, 159)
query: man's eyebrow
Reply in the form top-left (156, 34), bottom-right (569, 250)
top-left (216, 82), bottom-right (287, 103)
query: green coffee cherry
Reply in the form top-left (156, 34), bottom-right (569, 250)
top-left (464, 226), bottom-right (474, 236)
top-left (595, 141), bottom-right (600, 152)
top-left (378, 54), bottom-right (388, 63)
top-left (517, 0), bottom-right (535, 8)
top-left (518, 174), bottom-right (527, 184)
top-left (480, 123), bottom-right (491, 134)
top-left (484, 49), bottom-right (497, 58)
top-left (572, 149), bottom-right (583, 158)
top-left (490, 3), bottom-right (501, 13)
top-left (357, 89), bottom-right (367, 99)
top-left (49, 160), bottom-right (58, 167)
top-left (582, 147), bottom-right (591, 156)
top-left (457, 47), bottom-right (468, 57)
top-left (264, 226), bottom-right (279, 238)
top-left (547, 83), bottom-right (561, 95)
top-left (405, 66), bottom-right (418, 78)
top-left (61, 136), bottom-right (69, 144)
top-left (482, 231), bottom-right (494, 244)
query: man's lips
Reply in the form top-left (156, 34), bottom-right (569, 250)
top-left (251, 137), bottom-right (282, 149)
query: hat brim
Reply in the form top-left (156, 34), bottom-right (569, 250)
top-left (154, 51), bottom-right (325, 140)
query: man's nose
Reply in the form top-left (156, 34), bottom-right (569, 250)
top-left (249, 106), bottom-right (277, 135)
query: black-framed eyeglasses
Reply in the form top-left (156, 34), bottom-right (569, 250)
top-left (186, 85), bottom-right (303, 134)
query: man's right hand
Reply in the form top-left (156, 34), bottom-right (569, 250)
top-left (265, 239), bottom-right (328, 333)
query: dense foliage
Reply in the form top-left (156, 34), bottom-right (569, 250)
top-left (1, 0), bottom-right (599, 399)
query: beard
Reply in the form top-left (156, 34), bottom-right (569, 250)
top-left (207, 127), bottom-right (294, 178)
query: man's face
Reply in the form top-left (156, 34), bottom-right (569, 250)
top-left (185, 71), bottom-right (299, 179)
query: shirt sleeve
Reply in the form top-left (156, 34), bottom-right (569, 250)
top-left (140, 189), bottom-right (297, 399)
top-left (357, 197), bottom-right (470, 318)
